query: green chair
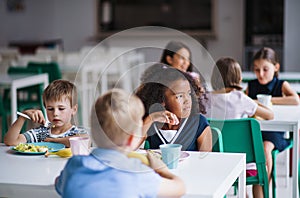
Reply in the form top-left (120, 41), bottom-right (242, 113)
top-left (144, 139), bottom-right (150, 150)
top-left (271, 136), bottom-right (293, 198)
top-left (0, 96), bottom-right (8, 142)
top-left (3, 66), bottom-right (45, 134)
top-left (27, 61), bottom-right (62, 83)
top-left (5, 66), bottom-right (44, 111)
top-left (208, 118), bottom-right (269, 198)
top-left (211, 126), bottom-right (224, 152)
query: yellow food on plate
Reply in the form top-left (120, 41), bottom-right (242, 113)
top-left (14, 143), bottom-right (48, 153)
top-left (127, 151), bottom-right (150, 166)
top-left (45, 148), bottom-right (72, 158)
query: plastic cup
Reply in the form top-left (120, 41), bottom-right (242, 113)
top-left (159, 144), bottom-right (182, 169)
top-left (69, 137), bottom-right (90, 155)
top-left (257, 94), bottom-right (272, 107)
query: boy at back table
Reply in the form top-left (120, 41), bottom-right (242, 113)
top-left (4, 79), bottom-right (86, 148)
top-left (55, 88), bottom-right (185, 198)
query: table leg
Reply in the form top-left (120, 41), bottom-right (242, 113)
top-left (292, 125), bottom-right (299, 198)
top-left (238, 157), bottom-right (246, 198)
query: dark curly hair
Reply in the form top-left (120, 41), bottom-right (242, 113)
top-left (136, 64), bottom-right (207, 119)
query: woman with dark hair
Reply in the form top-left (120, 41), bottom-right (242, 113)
top-left (160, 41), bottom-right (194, 72)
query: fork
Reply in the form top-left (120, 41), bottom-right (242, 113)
top-left (16, 111), bottom-right (53, 128)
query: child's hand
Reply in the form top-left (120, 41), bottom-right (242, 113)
top-left (150, 111), bottom-right (179, 125)
top-left (23, 109), bottom-right (46, 125)
top-left (147, 150), bottom-right (168, 171)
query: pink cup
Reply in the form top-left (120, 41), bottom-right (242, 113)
top-left (69, 137), bottom-right (90, 155)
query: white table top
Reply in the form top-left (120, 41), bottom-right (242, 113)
top-left (171, 152), bottom-right (246, 198)
top-left (0, 144), bottom-right (66, 198)
top-left (0, 144), bottom-right (245, 198)
top-left (259, 105), bottom-right (300, 130)
top-left (259, 105), bottom-right (300, 198)
top-left (0, 145), bottom-right (67, 186)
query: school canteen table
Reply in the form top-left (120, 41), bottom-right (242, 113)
top-left (0, 73), bottom-right (49, 123)
top-left (242, 72), bottom-right (300, 94)
top-left (168, 152), bottom-right (246, 198)
top-left (259, 105), bottom-right (300, 198)
top-left (0, 144), bottom-right (246, 198)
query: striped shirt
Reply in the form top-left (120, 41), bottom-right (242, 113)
top-left (23, 125), bottom-right (80, 142)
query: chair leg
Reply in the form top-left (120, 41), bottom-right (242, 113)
top-left (272, 150), bottom-right (278, 198)
top-left (263, 183), bottom-right (269, 198)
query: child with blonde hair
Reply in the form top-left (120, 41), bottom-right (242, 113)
top-left (55, 88), bottom-right (185, 198)
top-left (4, 79), bottom-right (84, 147)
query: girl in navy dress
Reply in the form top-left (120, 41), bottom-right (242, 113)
top-left (246, 47), bottom-right (299, 197)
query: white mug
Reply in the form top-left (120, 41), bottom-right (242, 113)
top-left (257, 94), bottom-right (272, 107)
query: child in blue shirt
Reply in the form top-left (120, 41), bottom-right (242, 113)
top-left (55, 88), bottom-right (185, 198)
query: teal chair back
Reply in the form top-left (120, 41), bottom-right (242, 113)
top-left (208, 118), bottom-right (269, 197)
top-left (27, 62), bottom-right (62, 83)
top-left (211, 127), bottom-right (224, 152)
top-left (7, 66), bottom-right (42, 74)
top-left (0, 96), bottom-right (8, 142)
top-left (4, 66), bottom-right (45, 134)
top-left (6, 66), bottom-right (44, 109)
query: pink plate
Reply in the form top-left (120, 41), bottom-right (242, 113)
top-left (179, 151), bottom-right (190, 161)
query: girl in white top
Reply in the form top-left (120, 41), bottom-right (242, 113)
top-left (205, 57), bottom-right (273, 120)
top-left (205, 57), bottom-right (274, 198)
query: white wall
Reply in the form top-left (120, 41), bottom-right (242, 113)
top-left (0, 0), bottom-right (96, 51)
top-left (0, 0), bottom-right (244, 61)
top-left (2, 0), bottom-right (298, 72)
top-left (284, 0), bottom-right (300, 71)
top-left (207, 0), bottom-right (244, 65)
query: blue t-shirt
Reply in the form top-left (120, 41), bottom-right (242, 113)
top-left (55, 148), bottom-right (161, 198)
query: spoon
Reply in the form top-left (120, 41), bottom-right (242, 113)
top-left (16, 111), bottom-right (54, 128)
